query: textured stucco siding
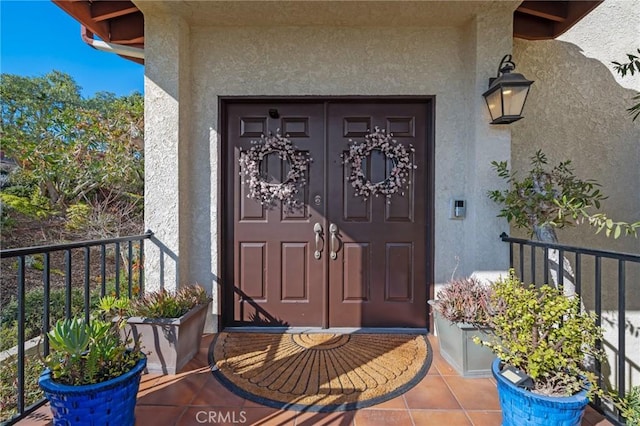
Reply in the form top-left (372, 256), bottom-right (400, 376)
top-left (513, 0), bottom-right (640, 391)
top-left (141, 2), bottom-right (517, 332)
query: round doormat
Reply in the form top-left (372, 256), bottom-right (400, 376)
top-left (208, 332), bottom-right (431, 412)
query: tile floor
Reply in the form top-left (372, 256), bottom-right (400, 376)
top-left (18, 334), bottom-right (613, 426)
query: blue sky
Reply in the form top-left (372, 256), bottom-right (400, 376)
top-left (1, 0), bottom-right (144, 97)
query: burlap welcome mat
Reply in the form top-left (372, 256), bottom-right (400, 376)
top-left (209, 332), bottom-right (431, 412)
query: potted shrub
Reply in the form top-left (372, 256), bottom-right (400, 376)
top-left (428, 277), bottom-right (495, 377)
top-left (38, 317), bottom-right (146, 426)
top-left (476, 271), bottom-right (604, 426)
top-left (100, 284), bottom-right (211, 374)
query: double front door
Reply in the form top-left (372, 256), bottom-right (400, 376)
top-left (224, 100), bottom-right (432, 328)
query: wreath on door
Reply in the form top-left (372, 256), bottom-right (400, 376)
top-left (239, 132), bottom-right (312, 210)
top-left (342, 127), bottom-right (416, 202)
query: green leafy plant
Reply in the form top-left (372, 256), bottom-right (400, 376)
top-left (0, 354), bottom-right (43, 421)
top-left (618, 386), bottom-right (640, 426)
top-left (612, 48), bottom-right (640, 121)
top-left (489, 150), bottom-right (639, 241)
top-left (431, 277), bottom-right (493, 326)
top-left (99, 284), bottom-right (210, 319)
top-left (475, 271), bottom-right (604, 398)
top-left (39, 317), bottom-right (142, 386)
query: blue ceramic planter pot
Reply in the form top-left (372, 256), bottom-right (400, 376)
top-left (39, 355), bottom-right (146, 426)
top-left (492, 358), bottom-right (589, 426)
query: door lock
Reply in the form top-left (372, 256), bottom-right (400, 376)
top-left (314, 195), bottom-right (322, 206)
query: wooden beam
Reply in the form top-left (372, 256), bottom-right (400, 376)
top-left (513, 11), bottom-right (555, 40)
top-left (108, 12), bottom-right (145, 44)
top-left (552, 1), bottom-right (603, 38)
top-left (91, 1), bottom-right (139, 22)
top-left (52, 0), bottom-right (110, 42)
top-left (517, 1), bottom-right (568, 23)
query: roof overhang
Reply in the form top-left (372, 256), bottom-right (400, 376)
top-left (52, 0), bottom-right (603, 65)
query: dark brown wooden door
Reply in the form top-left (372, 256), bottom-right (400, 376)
top-left (225, 100), bottom-right (430, 328)
top-left (326, 103), bottom-right (428, 327)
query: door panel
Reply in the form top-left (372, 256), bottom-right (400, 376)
top-left (327, 102), bottom-right (428, 327)
top-left (227, 102), bottom-right (326, 326)
top-left (225, 100), bottom-right (430, 328)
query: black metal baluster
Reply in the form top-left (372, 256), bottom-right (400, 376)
top-left (594, 256), bottom-right (603, 405)
top-left (43, 253), bottom-right (51, 355)
top-left (84, 247), bottom-right (91, 324)
top-left (139, 238), bottom-right (145, 296)
top-left (530, 246), bottom-right (536, 284)
top-left (128, 241), bottom-right (133, 298)
top-left (65, 249), bottom-right (72, 318)
top-left (101, 244), bottom-right (106, 297)
top-left (519, 243), bottom-right (524, 278)
top-left (115, 242), bottom-right (121, 297)
top-left (543, 247), bottom-right (549, 285)
top-left (17, 256), bottom-right (26, 415)
top-left (575, 253), bottom-right (581, 295)
top-left (617, 260), bottom-right (626, 415)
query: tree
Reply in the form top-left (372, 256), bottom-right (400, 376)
top-left (0, 71), bottom-right (144, 237)
top-left (489, 150), bottom-right (639, 295)
top-left (612, 49), bottom-right (640, 121)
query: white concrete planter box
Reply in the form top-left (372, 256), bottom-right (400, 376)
top-left (124, 302), bottom-right (210, 374)
top-left (432, 307), bottom-right (495, 378)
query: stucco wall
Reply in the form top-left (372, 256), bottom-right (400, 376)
top-left (139, 1), bottom-right (518, 332)
top-left (513, 0), bottom-right (640, 391)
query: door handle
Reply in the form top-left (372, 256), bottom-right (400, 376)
top-left (330, 223), bottom-right (341, 260)
top-left (313, 223), bottom-right (324, 260)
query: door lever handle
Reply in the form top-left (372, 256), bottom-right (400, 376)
top-left (313, 223), bottom-right (324, 260)
top-left (330, 223), bottom-right (340, 260)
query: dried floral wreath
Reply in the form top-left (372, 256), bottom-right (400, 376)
top-left (239, 132), bottom-right (311, 210)
top-left (342, 127), bottom-right (416, 202)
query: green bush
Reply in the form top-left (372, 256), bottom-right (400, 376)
top-left (0, 354), bottom-right (43, 422)
top-left (0, 287), bottom-right (100, 351)
top-left (475, 271), bottom-right (604, 397)
top-left (0, 191), bottom-right (55, 220)
top-left (621, 386), bottom-right (640, 426)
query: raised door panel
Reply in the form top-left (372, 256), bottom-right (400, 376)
top-left (327, 102), bottom-right (429, 328)
top-left (226, 102), bottom-right (326, 327)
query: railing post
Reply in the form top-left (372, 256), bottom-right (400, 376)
top-left (43, 253), bottom-right (51, 355)
top-left (84, 247), bottom-right (91, 324)
top-left (17, 256), bottom-right (26, 415)
top-left (65, 249), bottom-right (72, 318)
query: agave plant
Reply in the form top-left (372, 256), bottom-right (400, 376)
top-left (40, 317), bottom-right (142, 386)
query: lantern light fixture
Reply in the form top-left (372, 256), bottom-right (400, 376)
top-left (482, 54), bottom-right (534, 124)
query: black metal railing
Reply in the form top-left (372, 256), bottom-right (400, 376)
top-left (501, 232), bottom-right (640, 425)
top-left (0, 231), bottom-right (153, 425)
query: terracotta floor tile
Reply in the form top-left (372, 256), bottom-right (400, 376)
top-left (363, 395), bottom-right (407, 410)
top-left (442, 376), bottom-right (500, 411)
top-left (581, 406), bottom-right (613, 426)
top-left (188, 376), bottom-right (247, 407)
top-left (465, 410), bottom-right (502, 426)
top-left (137, 369), bottom-right (210, 406)
top-left (241, 408), bottom-right (297, 426)
top-left (177, 407), bottom-right (255, 426)
top-left (294, 411), bottom-right (356, 426)
top-left (135, 405), bottom-right (186, 426)
top-left (404, 375), bottom-right (462, 410)
top-left (353, 409), bottom-right (413, 426)
top-left (432, 350), bottom-right (459, 376)
top-left (13, 405), bottom-right (52, 425)
top-left (410, 409), bottom-right (472, 425)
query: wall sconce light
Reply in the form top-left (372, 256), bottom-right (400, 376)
top-left (482, 54), bottom-right (534, 124)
